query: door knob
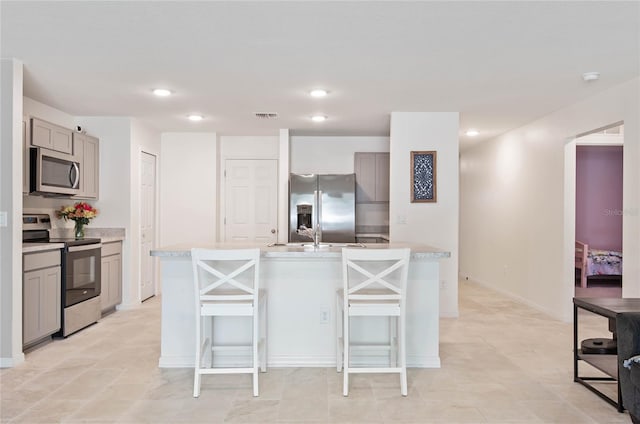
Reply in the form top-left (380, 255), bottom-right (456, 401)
top-left (271, 229), bottom-right (276, 234)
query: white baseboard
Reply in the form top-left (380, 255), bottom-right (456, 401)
top-left (0, 354), bottom-right (24, 368)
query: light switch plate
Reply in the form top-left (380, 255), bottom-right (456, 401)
top-left (0, 211), bottom-right (7, 227)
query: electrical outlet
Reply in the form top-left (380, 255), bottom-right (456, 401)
top-left (320, 307), bottom-right (329, 324)
top-left (0, 211), bottom-right (7, 227)
top-left (440, 280), bottom-right (446, 290)
top-left (397, 215), bottom-right (406, 224)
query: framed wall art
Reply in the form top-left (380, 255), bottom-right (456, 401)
top-left (411, 151), bottom-right (437, 203)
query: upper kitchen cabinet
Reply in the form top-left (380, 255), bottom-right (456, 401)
top-left (73, 133), bottom-right (99, 199)
top-left (354, 152), bottom-right (390, 203)
top-left (30, 117), bottom-right (73, 154)
top-left (22, 116), bottom-right (29, 194)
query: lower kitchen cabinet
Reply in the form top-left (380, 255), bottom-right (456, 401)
top-left (100, 241), bottom-right (122, 314)
top-left (23, 250), bottom-right (62, 348)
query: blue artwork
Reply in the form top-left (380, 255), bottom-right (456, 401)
top-left (412, 151), bottom-right (436, 202)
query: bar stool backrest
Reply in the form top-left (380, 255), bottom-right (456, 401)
top-left (191, 248), bottom-right (260, 304)
top-left (342, 248), bottom-right (410, 304)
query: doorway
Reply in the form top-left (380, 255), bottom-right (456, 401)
top-left (223, 159), bottom-right (278, 243)
top-left (573, 124), bottom-right (624, 299)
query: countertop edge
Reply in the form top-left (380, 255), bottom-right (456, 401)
top-left (151, 243), bottom-right (451, 260)
top-left (100, 237), bottom-right (125, 243)
top-left (22, 237), bottom-right (124, 253)
top-left (22, 243), bottom-right (65, 254)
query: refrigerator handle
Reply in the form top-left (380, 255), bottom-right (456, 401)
top-left (313, 190), bottom-right (318, 234)
top-left (317, 190), bottom-right (323, 244)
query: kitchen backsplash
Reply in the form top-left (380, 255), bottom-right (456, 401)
top-left (49, 227), bottom-right (125, 240)
top-left (355, 225), bottom-right (389, 235)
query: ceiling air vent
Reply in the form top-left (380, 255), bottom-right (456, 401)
top-left (254, 112), bottom-right (278, 119)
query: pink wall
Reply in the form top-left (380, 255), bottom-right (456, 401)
top-left (576, 146), bottom-right (623, 251)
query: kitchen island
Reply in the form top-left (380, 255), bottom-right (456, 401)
top-left (151, 242), bottom-right (450, 368)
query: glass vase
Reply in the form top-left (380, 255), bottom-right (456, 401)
top-left (74, 221), bottom-right (85, 239)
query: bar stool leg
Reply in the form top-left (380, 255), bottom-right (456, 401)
top-left (343, 309), bottom-right (350, 396)
top-left (390, 316), bottom-right (397, 367)
top-left (193, 316), bottom-right (202, 398)
top-left (399, 313), bottom-right (407, 396)
top-left (260, 296), bottom-right (267, 373)
top-left (336, 295), bottom-right (343, 372)
top-left (253, 312), bottom-right (259, 397)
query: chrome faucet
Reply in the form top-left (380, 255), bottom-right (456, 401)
top-left (314, 223), bottom-right (321, 246)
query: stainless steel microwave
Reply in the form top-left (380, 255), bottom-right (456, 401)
top-left (30, 147), bottom-right (80, 195)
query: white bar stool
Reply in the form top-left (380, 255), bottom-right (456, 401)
top-left (336, 247), bottom-right (410, 396)
top-left (191, 248), bottom-right (267, 397)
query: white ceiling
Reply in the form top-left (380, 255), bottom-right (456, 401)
top-left (2, 1), bottom-right (639, 150)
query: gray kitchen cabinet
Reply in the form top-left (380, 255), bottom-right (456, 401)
top-left (354, 152), bottom-right (390, 203)
top-left (23, 250), bottom-right (62, 348)
top-left (30, 117), bottom-right (73, 154)
top-left (22, 116), bottom-right (29, 194)
top-left (73, 133), bottom-right (99, 199)
top-left (100, 241), bottom-right (122, 314)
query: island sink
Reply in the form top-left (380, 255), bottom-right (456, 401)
top-left (267, 242), bottom-right (366, 248)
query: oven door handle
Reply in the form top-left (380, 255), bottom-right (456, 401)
top-left (67, 243), bottom-right (102, 252)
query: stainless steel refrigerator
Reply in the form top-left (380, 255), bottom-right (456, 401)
top-left (289, 173), bottom-right (356, 243)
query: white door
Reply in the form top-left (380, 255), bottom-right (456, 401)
top-left (224, 159), bottom-right (278, 243)
top-left (140, 152), bottom-right (157, 301)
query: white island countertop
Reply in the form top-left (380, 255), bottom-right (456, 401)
top-left (151, 241), bottom-right (450, 260)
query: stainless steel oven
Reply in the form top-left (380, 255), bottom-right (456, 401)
top-left (63, 241), bottom-right (102, 307)
top-left (53, 238), bottom-right (102, 336)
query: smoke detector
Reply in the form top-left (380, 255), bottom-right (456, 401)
top-left (582, 72), bottom-right (600, 82)
top-left (254, 112), bottom-right (278, 119)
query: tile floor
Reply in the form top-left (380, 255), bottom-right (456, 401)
top-left (0, 280), bottom-right (632, 423)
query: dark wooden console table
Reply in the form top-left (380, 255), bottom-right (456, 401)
top-left (573, 297), bottom-right (640, 412)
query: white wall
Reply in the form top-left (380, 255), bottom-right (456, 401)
top-left (160, 133), bottom-right (217, 246)
top-left (278, 130), bottom-right (290, 243)
top-left (0, 59), bottom-right (24, 367)
top-left (290, 136), bottom-right (389, 174)
top-left (389, 112), bottom-right (460, 317)
top-left (220, 136), bottom-right (279, 160)
top-left (460, 77), bottom-right (640, 321)
top-left (74, 117), bottom-right (134, 307)
top-left (72, 117), bottom-right (161, 307)
top-left (24, 97), bottom-right (74, 128)
top-left (129, 119), bottom-right (161, 302)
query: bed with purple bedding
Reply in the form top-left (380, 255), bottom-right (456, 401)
top-left (575, 241), bottom-right (622, 288)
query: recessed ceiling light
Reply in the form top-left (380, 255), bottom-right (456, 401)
top-left (310, 89), bottom-right (328, 98)
top-left (466, 129), bottom-right (479, 137)
top-left (188, 114), bottom-right (204, 121)
top-left (311, 115), bottom-right (327, 122)
top-left (152, 88), bottom-right (172, 97)
top-left (582, 72), bottom-right (600, 82)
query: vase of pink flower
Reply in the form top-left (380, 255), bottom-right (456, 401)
top-left (56, 202), bottom-right (98, 239)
